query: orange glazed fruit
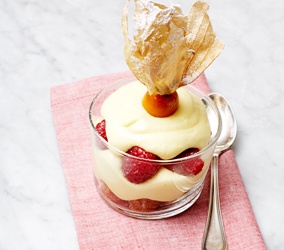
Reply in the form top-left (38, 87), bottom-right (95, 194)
top-left (142, 91), bottom-right (179, 117)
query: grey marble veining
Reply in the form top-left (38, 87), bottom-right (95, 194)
top-left (1, 0), bottom-right (283, 249)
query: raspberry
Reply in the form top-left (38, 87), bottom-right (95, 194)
top-left (126, 146), bottom-right (160, 159)
top-left (95, 119), bottom-right (108, 141)
top-left (167, 148), bottom-right (204, 176)
top-left (100, 181), bottom-right (162, 212)
top-left (128, 199), bottom-right (162, 212)
top-left (122, 146), bottom-right (161, 184)
top-left (99, 181), bottom-right (128, 208)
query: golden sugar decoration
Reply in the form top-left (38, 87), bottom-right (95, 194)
top-left (122, 0), bottom-right (224, 95)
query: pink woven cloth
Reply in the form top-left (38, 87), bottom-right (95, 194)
top-left (51, 71), bottom-right (266, 249)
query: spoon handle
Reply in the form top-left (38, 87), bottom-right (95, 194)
top-left (201, 155), bottom-right (227, 250)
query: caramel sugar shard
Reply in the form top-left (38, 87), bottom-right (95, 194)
top-left (183, 1), bottom-right (224, 84)
top-left (122, 0), bottom-right (224, 95)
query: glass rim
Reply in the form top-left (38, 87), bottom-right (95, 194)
top-left (89, 76), bottom-right (222, 163)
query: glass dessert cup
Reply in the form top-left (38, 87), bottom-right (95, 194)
top-left (89, 78), bottom-right (221, 219)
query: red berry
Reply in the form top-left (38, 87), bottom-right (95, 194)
top-left (99, 181), bottom-right (128, 207)
top-left (177, 148), bottom-right (199, 157)
top-left (128, 199), bottom-right (162, 212)
top-left (167, 148), bottom-right (204, 176)
top-left (126, 146), bottom-right (160, 159)
top-left (122, 146), bottom-right (161, 184)
top-left (95, 119), bottom-right (108, 141)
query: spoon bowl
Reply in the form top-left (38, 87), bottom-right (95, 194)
top-left (211, 94), bottom-right (237, 154)
top-left (201, 93), bottom-right (237, 250)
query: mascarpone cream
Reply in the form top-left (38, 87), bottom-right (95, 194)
top-left (92, 80), bottom-right (212, 201)
top-left (101, 80), bottom-right (211, 159)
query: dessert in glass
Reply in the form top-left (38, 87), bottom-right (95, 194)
top-left (89, 0), bottom-right (224, 219)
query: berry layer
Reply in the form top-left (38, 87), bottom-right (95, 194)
top-left (93, 148), bottom-right (212, 202)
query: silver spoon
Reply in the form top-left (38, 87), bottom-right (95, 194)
top-left (201, 93), bottom-right (237, 250)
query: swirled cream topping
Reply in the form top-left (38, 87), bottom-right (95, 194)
top-left (101, 80), bottom-right (211, 159)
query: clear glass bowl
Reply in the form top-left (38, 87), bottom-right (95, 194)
top-left (89, 77), bottom-right (221, 219)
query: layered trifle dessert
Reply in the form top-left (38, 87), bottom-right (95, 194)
top-left (89, 0), bottom-right (223, 219)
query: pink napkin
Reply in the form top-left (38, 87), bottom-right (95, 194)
top-left (51, 71), bottom-right (266, 249)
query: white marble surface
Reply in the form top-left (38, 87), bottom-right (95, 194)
top-left (1, 0), bottom-right (283, 249)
